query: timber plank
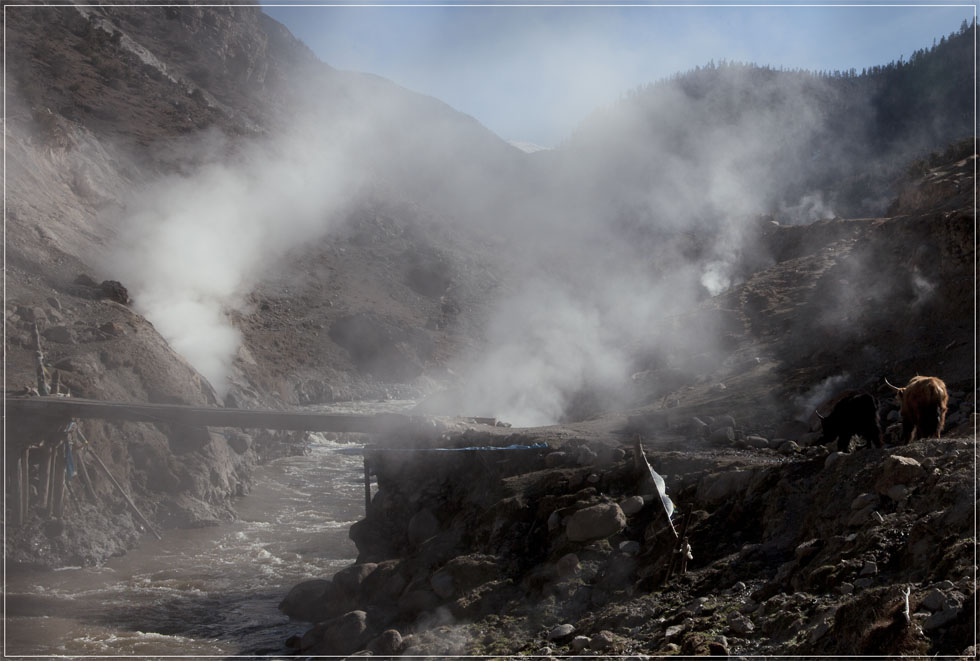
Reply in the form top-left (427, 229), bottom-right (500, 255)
top-left (5, 397), bottom-right (412, 433)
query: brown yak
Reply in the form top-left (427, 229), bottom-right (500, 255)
top-left (885, 376), bottom-right (948, 442)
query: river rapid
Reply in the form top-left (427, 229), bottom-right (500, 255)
top-left (4, 402), bottom-right (415, 657)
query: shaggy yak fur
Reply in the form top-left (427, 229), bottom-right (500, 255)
top-left (886, 375), bottom-right (948, 442)
top-left (816, 390), bottom-right (883, 452)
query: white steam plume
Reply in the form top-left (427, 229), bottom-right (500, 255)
top-left (112, 124), bottom-right (367, 394)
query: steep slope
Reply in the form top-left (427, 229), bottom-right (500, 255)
top-left (4, 3), bottom-right (523, 565)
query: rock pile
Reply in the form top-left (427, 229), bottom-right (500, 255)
top-left (281, 432), bottom-right (976, 657)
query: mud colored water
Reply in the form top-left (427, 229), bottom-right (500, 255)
top-left (4, 401), bottom-right (415, 657)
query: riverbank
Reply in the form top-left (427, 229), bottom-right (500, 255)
top-left (4, 437), bottom-right (362, 656)
top-left (281, 421), bottom-right (977, 657)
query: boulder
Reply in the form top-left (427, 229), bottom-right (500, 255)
top-left (709, 426), bottom-right (735, 445)
top-left (874, 455), bottom-right (925, 495)
top-left (556, 552), bottom-right (580, 577)
top-left (779, 440), bottom-right (801, 454)
top-left (859, 561), bottom-right (878, 576)
top-left (923, 606), bottom-right (962, 631)
top-left (922, 589), bottom-right (948, 612)
top-left (619, 495), bottom-right (645, 516)
top-left (887, 484), bottom-right (910, 501)
top-left (367, 629), bottom-right (403, 656)
top-left (565, 503), bottom-right (626, 542)
top-left (727, 611), bottom-right (755, 636)
top-left (98, 279), bottom-right (130, 304)
top-left (301, 610), bottom-right (369, 655)
top-left (548, 623), bottom-right (576, 642)
top-left (596, 446), bottom-right (626, 465)
top-left (744, 435), bottom-right (769, 449)
top-left (359, 560), bottom-right (407, 604)
top-left (279, 579), bottom-right (333, 622)
top-left (697, 469), bottom-right (754, 504)
top-left (576, 445), bottom-right (598, 466)
top-left (618, 540), bottom-right (641, 555)
top-left (544, 451), bottom-right (569, 468)
top-left (439, 554), bottom-right (500, 594)
top-left (225, 431), bottom-right (252, 454)
top-left (824, 451), bottom-right (844, 468)
top-left (591, 630), bottom-right (616, 651)
top-left (850, 493), bottom-right (878, 510)
top-left (333, 562), bottom-right (378, 597)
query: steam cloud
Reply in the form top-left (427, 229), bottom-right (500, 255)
top-left (112, 124), bottom-right (368, 393)
top-left (108, 23), bottom-right (897, 423)
top-left (793, 373), bottom-right (851, 423)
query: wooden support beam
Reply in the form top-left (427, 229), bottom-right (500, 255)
top-left (76, 432), bottom-right (162, 541)
top-left (51, 442), bottom-right (67, 519)
top-left (21, 447), bottom-right (30, 524)
top-left (14, 453), bottom-right (25, 526)
top-left (6, 397), bottom-right (415, 434)
top-left (76, 449), bottom-right (97, 503)
top-left (39, 445), bottom-right (53, 510)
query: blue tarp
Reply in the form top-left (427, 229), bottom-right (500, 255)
top-left (335, 442), bottom-right (549, 455)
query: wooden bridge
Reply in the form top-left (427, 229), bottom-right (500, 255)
top-left (4, 395), bottom-right (432, 531)
top-left (5, 395), bottom-right (416, 436)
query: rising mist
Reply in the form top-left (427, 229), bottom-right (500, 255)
top-left (105, 12), bottom-right (970, 425)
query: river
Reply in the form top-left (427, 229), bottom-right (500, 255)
top-left (4, 402), bottom-right (415, 657)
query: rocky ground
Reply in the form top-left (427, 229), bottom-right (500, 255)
top-left (281, 414), bottom-right (977, 657)
top-left (277, 145), bottom-right (977, 657)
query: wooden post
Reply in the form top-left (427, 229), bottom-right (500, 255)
top-left (22, 447), bottom-right (31, 524)
top-left (50, 441), bottom-right (66, 518)
top-left (39, 445), bottom-right (53, 510)
top-left (76, 449), bottom-right (97, 503)
top-left (14, 453), bottom-right (25, 526)
top-left (77, 432), bottom-right (162, 540)
top-left (363, 458), bottom-right (372, 514)
top-left (664, 506), bottom-right (694, 586)
top-left (34, 322), bottom-right (50, 396)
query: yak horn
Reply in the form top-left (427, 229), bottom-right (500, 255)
top-left (884, 377), bottom-right (902, 391)
top-left (814, 409), bottom-right (825, 420)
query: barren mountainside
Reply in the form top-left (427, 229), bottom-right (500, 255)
top-left (3, 4), bottom-right (976, 657)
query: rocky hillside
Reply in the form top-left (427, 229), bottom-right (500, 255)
top-left (282, 430), bottom-right (976, 657)
top-left (276, 137), bottom-right (976, 656)
top-left (4, 3), bottom-right (520, 566)
top-left (4, 2), bottom-right (974, 596)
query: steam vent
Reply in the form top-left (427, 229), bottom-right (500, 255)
top-left (4, 2), bottom-right (976, 657)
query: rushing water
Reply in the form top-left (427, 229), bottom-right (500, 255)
top-left (4, 401), bottom-right (416, 657)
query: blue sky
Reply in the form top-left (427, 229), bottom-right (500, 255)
top-left (262, 2), bottom-right (975, 147)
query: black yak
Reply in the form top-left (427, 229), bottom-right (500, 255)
top-left (885, 375), bottom-right (948, 442)
top-left (816, 391), bottom-right (883, 452)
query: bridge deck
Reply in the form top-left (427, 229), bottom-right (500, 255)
top-left (4, 396), bottom-right (412, 434)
